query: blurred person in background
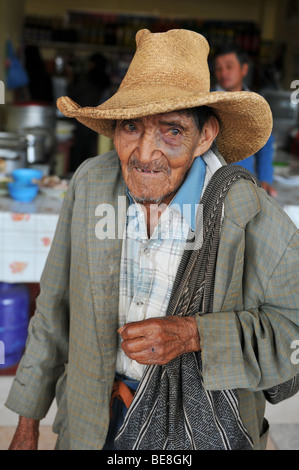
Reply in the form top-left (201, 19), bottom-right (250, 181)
top-left (213, 46), bottom-right (277, 197)
top-left (24, 45), bottom-right (54, 103)
top-left (68, 53), bottom-right (111, 172)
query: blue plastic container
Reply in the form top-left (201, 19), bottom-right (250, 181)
top-left (12, 168), bottom-right (43, 185)
top-left (8, 181), bottom-right (39, 202)
top-left (0, 283), bottom-right (30, 369)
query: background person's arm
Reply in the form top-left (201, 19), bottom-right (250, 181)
top-left (256, 134), bottom-right (277, 197)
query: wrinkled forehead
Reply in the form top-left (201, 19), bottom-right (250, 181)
top-left (162, 109), bottom-right (198, 123)
top-left (115, 109), bottom-right (198, 126)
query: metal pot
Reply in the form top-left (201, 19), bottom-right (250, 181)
top-left (0, 103), bottom-right (56, 161)
top-left (22, 132), bottom-right (46, 164)
top-left (2, 103), bottom-right (56, 130)
top-left (0, 132), bottom-right (27, 174)
top-left (19, 128), bottom-right (51, 164)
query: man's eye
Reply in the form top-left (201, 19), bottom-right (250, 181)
top-left (124, 122), bottom-right (137, 132)
top-left (169, 128), bottom-right (181, 136)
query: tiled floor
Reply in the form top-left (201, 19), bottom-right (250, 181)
top-left (269, 424), bottom-right (299, 450)
top-left (265, 393), bottom-right (299, 450)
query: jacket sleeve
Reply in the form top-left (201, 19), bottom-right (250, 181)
top-left (5, 172), bottom-right (77, 420)
top-left (197, 229), bottom-right (299, 392)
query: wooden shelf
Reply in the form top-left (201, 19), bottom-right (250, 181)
top-left (24, 39), bottom-right (134, 55)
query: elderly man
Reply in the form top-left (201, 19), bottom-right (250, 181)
top-left (6, 29), bottom-right (299, 450)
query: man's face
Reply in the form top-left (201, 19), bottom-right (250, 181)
top-left (114, 111), bottom-right (204, 204)
top-left (214, 53), bottom-right (248, 92)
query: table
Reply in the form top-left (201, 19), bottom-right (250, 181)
top-left (272, 179), bottom-right (299, 228)
top-left (0, 194), bottom-right (62, 283)
top-left (273, 149), bottom-right (299, 228)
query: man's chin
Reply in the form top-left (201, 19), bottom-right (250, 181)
top-left (130, 192), bottom-right (167, 204)
top-left (128, 185), bottom-right (176, 204)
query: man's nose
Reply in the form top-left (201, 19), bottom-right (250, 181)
top-left (136, 132), bottom-right (162, 163)
top-left (216, 67), bottom-right (227, 77)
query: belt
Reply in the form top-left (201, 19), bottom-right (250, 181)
top-left (109, 378), bottom-right (136, 418)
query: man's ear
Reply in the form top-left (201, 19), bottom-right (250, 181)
top-left (195, 115), bottom-right (220, 155)
top-left (241, 63), bottom-right (249, 79)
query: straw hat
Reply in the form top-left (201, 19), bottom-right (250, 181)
top-left (57, 28), bottom-right (273, 163)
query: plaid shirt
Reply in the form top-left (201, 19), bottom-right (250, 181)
top-left (116, 151), bottom-right (222, 380)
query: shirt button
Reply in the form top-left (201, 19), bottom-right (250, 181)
top-left (136, 301), bottom-right (144, 306)
top-left (143, 247), bottom-right (150, 254)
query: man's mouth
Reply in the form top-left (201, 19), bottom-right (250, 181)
top-left (134, 167), bottom-right (161, 174)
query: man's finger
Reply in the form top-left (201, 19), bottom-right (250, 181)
top-left (121, 336), bottom-right (150, 354)
top-left (118, 320), bottom-right (152, 340)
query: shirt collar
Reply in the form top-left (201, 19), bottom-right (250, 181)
top-left (126, 156), bottom-right (206, 232)
top-left (170, 156), bottom-right (206, 231)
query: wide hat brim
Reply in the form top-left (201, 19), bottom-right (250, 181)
top-left (57, 90), bottom-right (272, 164)
top-left (57, 28), bottom-right (273, 164)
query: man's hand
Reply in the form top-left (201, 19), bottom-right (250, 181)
top-left (8, 416), bottom-right (39, 450)
top-left (118, 316), bottom-right (200, 365)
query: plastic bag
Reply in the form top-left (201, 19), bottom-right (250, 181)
top-left (6, 39), bottom-right (29, 89)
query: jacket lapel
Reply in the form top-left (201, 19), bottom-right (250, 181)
top-left (86, 152), bottom-right (126, 365)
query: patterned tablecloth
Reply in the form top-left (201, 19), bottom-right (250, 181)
top-left (273, 179), bottom-right (299, 228)
top-left (273, 150), bottom-right (299, 229)
top-left (0, 194), bottom-right (63, 283)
